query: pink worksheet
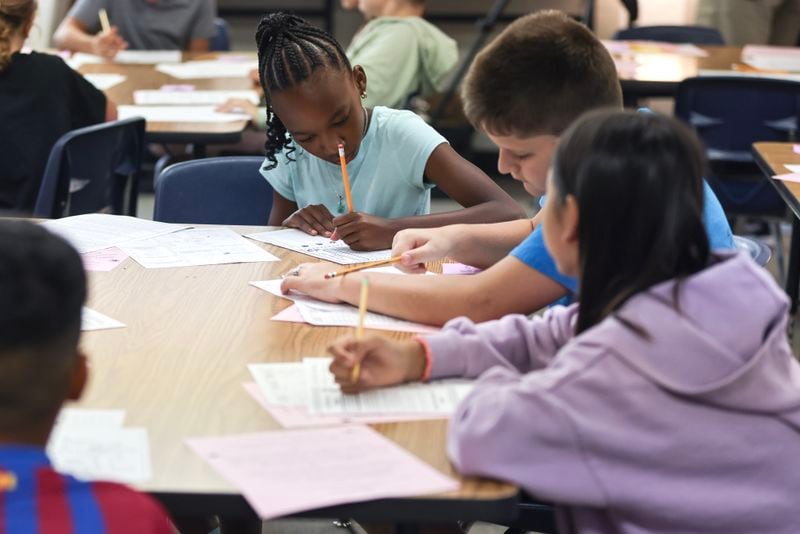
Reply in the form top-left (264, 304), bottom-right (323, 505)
top-left (81, 247), bottom-right (129, 272)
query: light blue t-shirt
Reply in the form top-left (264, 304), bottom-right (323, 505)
top-left (513, 180), bottom-right (735, 296)
top-left (260, 106), bottom-right (447, 218)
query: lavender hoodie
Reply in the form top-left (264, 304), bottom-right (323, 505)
top-left (427, 252), bottom-right (800, 533)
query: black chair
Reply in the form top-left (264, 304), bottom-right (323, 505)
top-left (33, 118), bottom-right (146, 218)
top-left (154, 157), bottom-right (273, 225)
top-left (675, 76), bottom-right (800, 282)
top-left (613, 25), bottom-right (725, 45)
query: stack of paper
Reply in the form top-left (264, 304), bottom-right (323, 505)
top-left (118, 105), bottom-right (250, 123)
top-left (81, 307), bottom-right (125, 332)
top-left (251, 270), bottom-right (438, 334)
top-left (699, 69), bottom-right (800, 82)
top-left (186, 425), bottom-right (458, 520)
top-left (742, 45), bottom-right (800, 72)
top-left (249, 357), bottom-right (473, 419)
top-left (246, 228), bottom-right (392, 264)
top-left (41, 214), bottom-right (186, 253)
top-left (83, 73), bottom-right (127, 90)
top-left (47, 409), bottom-right (151, 484)
top-left (157, 60), bottom-right (258, 79)
top-left (133, 89), bottom-right (260, 106)
top-left (115, 50), bottom-right (182, 64)
top-left (602, 40), bottom-right (708, 58)
top-left (119, 227), bottom-right (279, 269)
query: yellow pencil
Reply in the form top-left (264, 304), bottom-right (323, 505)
top-left (324, 256), bottom-right (402, 279)
top-left (338, 143), bottom-right (354, 213)
top-left (98, 8), bottom-right (111, 33)
top-left (351, 278), bottom-right (369, 383)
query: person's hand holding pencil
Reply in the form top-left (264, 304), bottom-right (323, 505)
top-left (92, 8), bottom-right (128, 58)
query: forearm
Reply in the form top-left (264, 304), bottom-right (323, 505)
top-left (54, 22), bottom-right (95, 54)
top-left (447, 219), bottom-right (534, 268)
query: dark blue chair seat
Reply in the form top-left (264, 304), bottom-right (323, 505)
top-left (33, 118), bottom-right (146, 218)
top-left (154, 157), bottom-right (273, 225)
top-left (613, 25), bottom-right (725, 45)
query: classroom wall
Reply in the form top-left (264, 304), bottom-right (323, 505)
top-left (25, 0), bottom-right (71, 49)
top-left (595, 0), bottom-right (700, 38)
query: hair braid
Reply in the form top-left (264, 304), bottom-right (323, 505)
top-left (255, 12), bottom-right (352, 170)
top-left (0, 1), bottom-right (36, 73)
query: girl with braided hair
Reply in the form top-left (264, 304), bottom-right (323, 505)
top-left (256, 13), bottom-right (524, 251)
top-left (0, 0), bottom-right (116, 213)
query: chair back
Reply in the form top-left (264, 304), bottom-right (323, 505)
top-left (210, 18), bottom-right (231, 52)
top-left (33, 118), bottom-right (145, 218)
top-left (613, 25), bottom-right (724, 45)
top-left (675, 76), bottom-right (800, 214)
top-left (154, 157), bottom-right (273, 225)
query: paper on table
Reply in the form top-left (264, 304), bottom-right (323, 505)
top-left (41, 213), bottom-right (185, 253)
top-left (794, 145), bottom-right (800, 155)
top-left (246, 228), bottom-right (391, 265)
top-left (602, 40), bottom-right (707, 57)
top-left (81, 307), bottom-right (125, 331)
top-left (83, 73), bottom-right (127, 91)
top-left (442, 263), bottom-right (482, 275)
top-left (119, 227), bottom-right (279, 269)
top-left (243, 383), bottom-right (447, 428)
top-left (118, 105), bottom-right (250, 123)
top-left (157, 60), bottom-right (258, 79)
top-left (784, 164), bottom-right (800, 174)
top-left (65, 52), bottom-right (105, 70)
top-left (699, 69), bottom-right (800, 82)
top-left (54, 408), bottom-right (125, 431)
top-left (81, 247), bottom-right (129, 272)
top-left (48, 427), bottom-right (152, 484)
top-left (269, 303), bottom-right (438, 334)
top-left (742, 44), bottom-right (800, 72)
top-left (133, 89), bottom-right (260, 106)
top-left (186, 425), bottom-right (459, 520)
top-left (774, 173), bottom-right (800, 184)
top-left (304, 357), bottom-right (474, 416)
top-left (115, 50), bottom-right (182, 64)
top-left (247, 363), bottom-right (308, 407)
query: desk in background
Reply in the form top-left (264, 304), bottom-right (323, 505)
top-left (753, 142), bottom-right (800, 312)
top-left (79, 227), bottom-right (518, 525)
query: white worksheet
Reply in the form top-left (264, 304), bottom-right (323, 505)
top-left (246, 228), bottom-right (392, 264)
top-left (48, 427), bottom-right (152, 484)
top-left (785, 164), bottom-right (800, 174)
top-left (248, 363), bottom-right (308, 407)
top-left (118, 105), bottom-right (250, 123)
top-left (54, 408), bottom-right (126, 431)
top-left (304, 357), bottom-right (474, 415)
top-left (293, 299), bottom-right (434, 332)
top-left (41, 214), bottom-right (185, 253)
top-left (157, 60), bottom-right (258, 79)
top-left (115, 50), bottom-right (182, 64)
top-left (699, 69), bottom-right (800, 83)
top-left (81, 307), bottom-right (125, 332)
top-left (119, 227), bottom-right (279, 269)
top-left (133, 89), bottom-right (260, 106)
top-left (83, 73), bottom-right (126, 91)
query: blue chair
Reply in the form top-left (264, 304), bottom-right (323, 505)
top-left (734, 235), bottom-right (772, 267)
top-left (613, 25), bottom-right (725, 45)
top-left (210, 18), bottom-right (231, 52)
top-left (33, 118), bottom-right (146, 219)
top-left (154, 157), bottom-right (273, 225)
top-left (674, 76), bottom-right (800, 281)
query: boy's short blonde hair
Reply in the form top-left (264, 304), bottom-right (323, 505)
top-left (461, 10), bottom-right (623, 138)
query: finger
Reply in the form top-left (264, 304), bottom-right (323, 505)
top-left (333, 219), bottom-right (361, 241)
top-left (329, 228), bottom-right (340, 241)
top-left (287, 212), bottom-right (318, 236)
top-left (332, 212), bottom-right (359, 227)
top-left (305, 206), bottom-right (335, 234)
top-left (399, 243), bottom-right (438, 267)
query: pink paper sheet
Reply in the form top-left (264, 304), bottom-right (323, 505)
top-left (81, 247), bottom-right (129, 272)
top-left (271, 304), bottom-right (439, 334)
top-left (243, 382), bottom-right (445, 428)
top-left (442, 263), bottom-right (482, 275)
top-left (793, 144), bottom-right (800, 155)
top-left (773, 173), bottom-right (800, 184)
top-left (186, 426), bottom-right (459, 520)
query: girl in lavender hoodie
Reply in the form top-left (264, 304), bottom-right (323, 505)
top-left (327, 110), bottom-right (800, 533)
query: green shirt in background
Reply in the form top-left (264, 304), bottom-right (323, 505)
top-left (346, 16), bottom-right (459, 109)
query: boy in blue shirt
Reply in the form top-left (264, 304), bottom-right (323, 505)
top-left (281, 10), bottom-right (734, 325)
top-left (0, 221), bottom-right (173, 533)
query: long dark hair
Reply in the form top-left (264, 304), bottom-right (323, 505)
top-left (551, 110), bottom-right (710, 335)
top-left (255, 12), bottom-right (351, 169)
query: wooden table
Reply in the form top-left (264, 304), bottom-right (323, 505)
top-left (78, 227), bottom-right (519, 524)
top-left (613, 45), bottom-right (743, 98)
top-left (753, 142), bottom-right (800, 312)
top-left (79, 52), bottom-right (253, 149)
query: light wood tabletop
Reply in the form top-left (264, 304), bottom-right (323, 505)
top-left (753, 142), bottom-right (800, 218)
top-left (77, 226), bottom-right (518, 521)
top-left (79, 52), bottom-right (254, 143)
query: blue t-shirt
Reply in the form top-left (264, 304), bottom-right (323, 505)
top-left (513, 180), bottom-right (735, 295)
top-left (261, 106), bottom-right (447, 218)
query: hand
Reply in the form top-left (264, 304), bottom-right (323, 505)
top-left (249, 68), bottom-right (260, 86)
top-left (327, 335), bottom-right (427, 394)
top-left (280, 262), bottom-right (343, 303)
top-left (283, 204), bottom-right (335, 237)
top-left (331, 212), bottom-right (397, 251)
top-left (216, 98), bottom-right (259, 122)
top-left (391, 226), bottom-right (460, 273)
top-left (91, 27), bottom-right (128, 58)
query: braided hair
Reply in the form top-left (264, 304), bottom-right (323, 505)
top-left (256, 13), bottom-right (352, 170)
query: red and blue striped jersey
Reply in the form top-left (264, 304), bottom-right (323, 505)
top-left (0, 446), bottom-right (173, 534)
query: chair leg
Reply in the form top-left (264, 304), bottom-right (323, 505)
top-left (771, 220), bottom-right (786, 285)
top-left (786, 218), bottom-right (800, 314)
